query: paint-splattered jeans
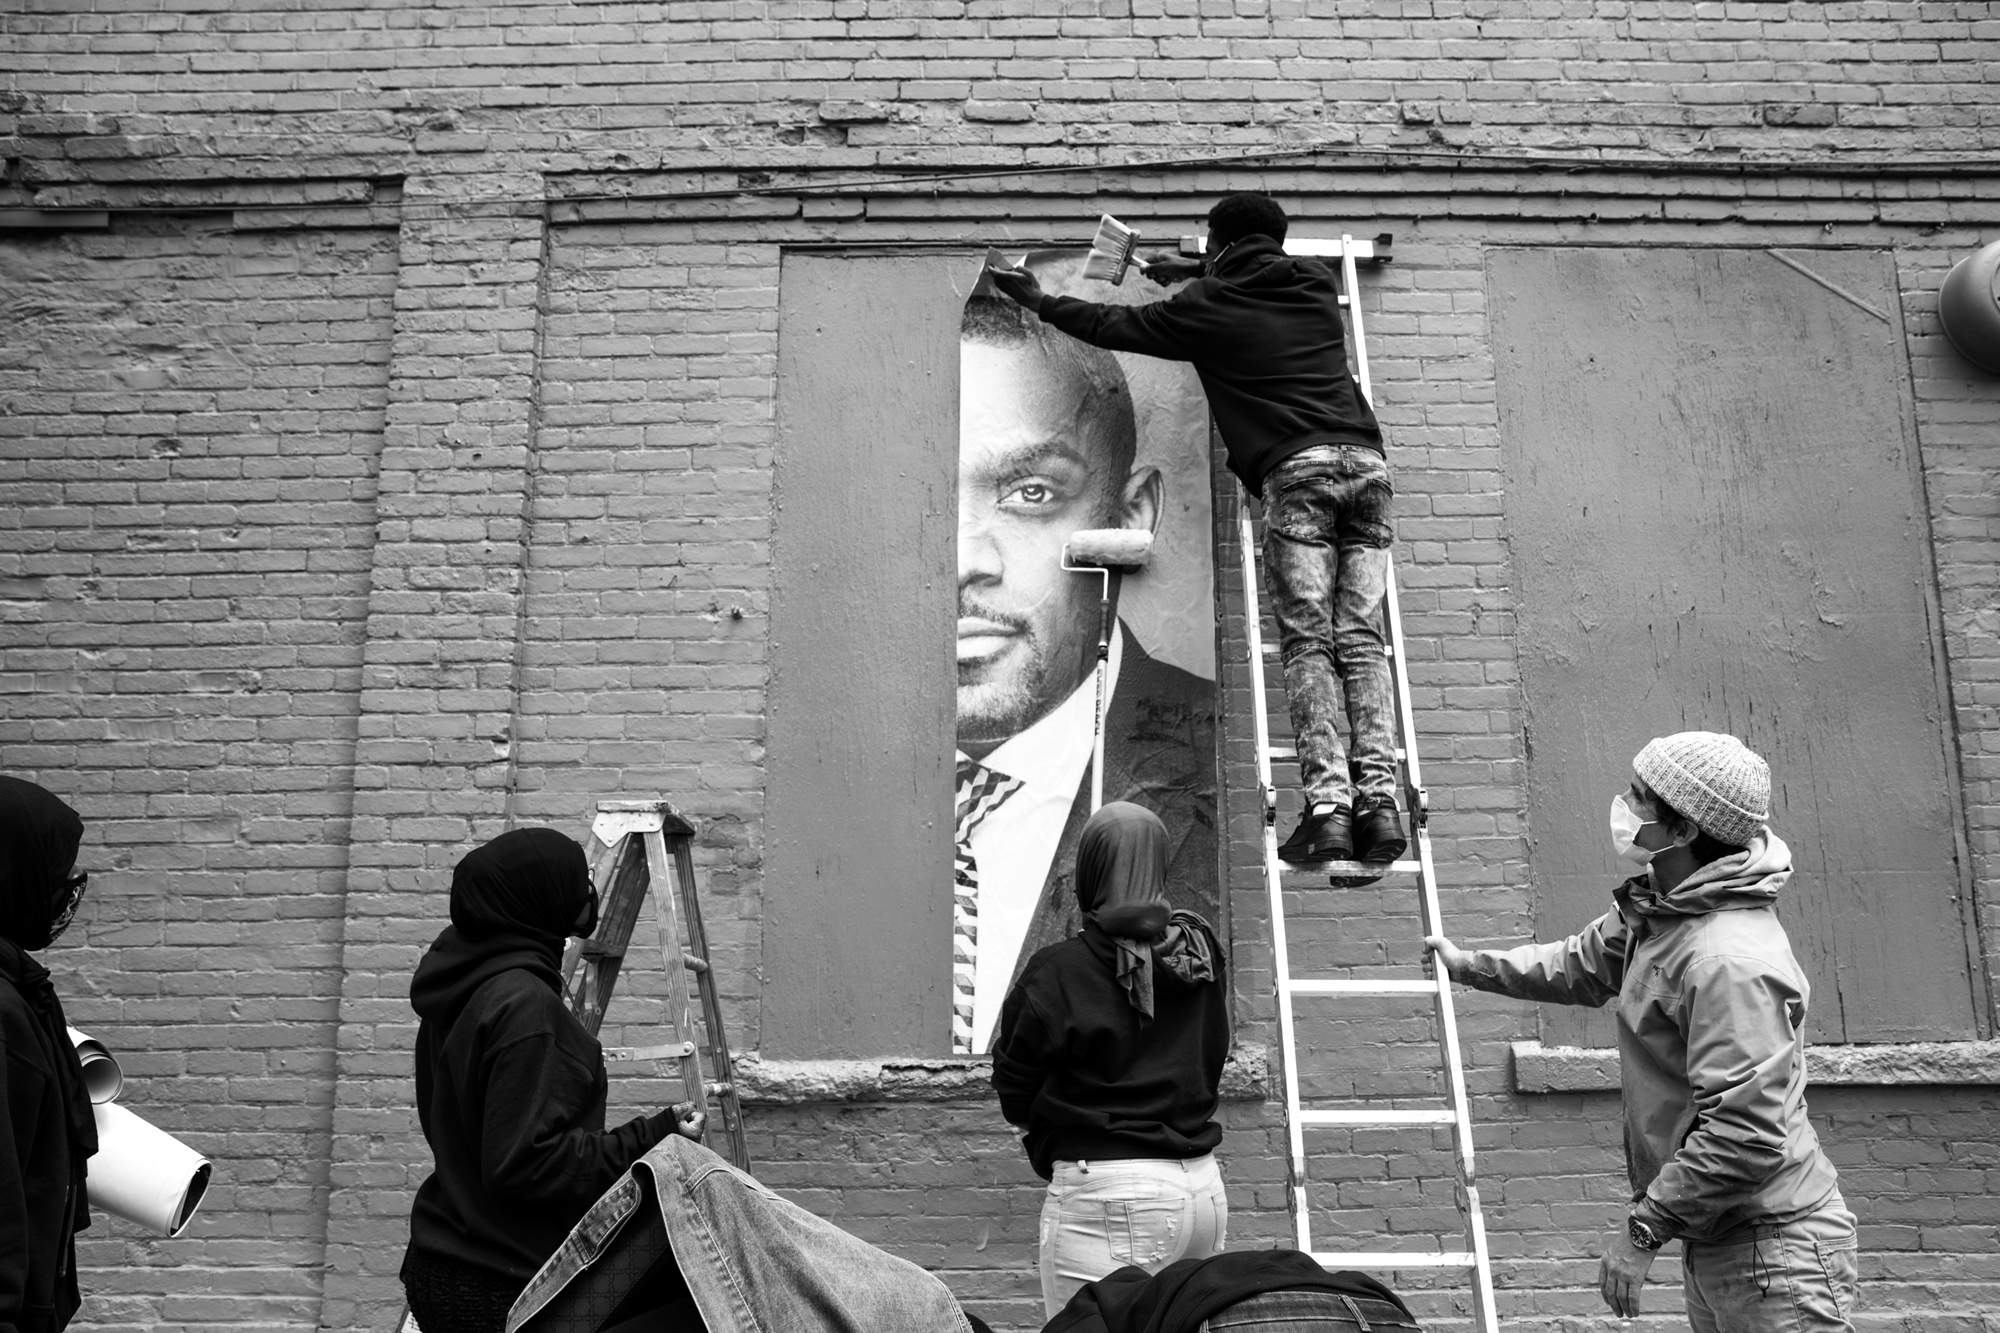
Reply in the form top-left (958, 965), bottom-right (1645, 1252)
top-left (1260, 445), bottom-right (1398, 811)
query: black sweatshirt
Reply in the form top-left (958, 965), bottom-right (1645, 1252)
top-left (1035, 235), bottom-right (1384, 492)
top-left (991, 921), bottom-right (1229, 1181)
top-left (403, 930), bottom-right (675, 1286)
top-left (0, 943), bottom-right (90, 1333)
top-left (1043, 1251), bottom-right (1416, 1333)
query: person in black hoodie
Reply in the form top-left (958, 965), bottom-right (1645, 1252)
top-left (1045, 1250), bottom-right (1418, 1333)
top-left (0, 776), bottom-right (97, 1333)
top-left (401, 827), bottom-right (700, 1333)
top-left (987, 195), bottom-right (1407, 869)
top-left (990, 802), bottom-right (1230, 1320)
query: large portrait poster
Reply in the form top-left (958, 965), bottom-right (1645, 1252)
top-left (953, 253), bottom-right (1220, 1054)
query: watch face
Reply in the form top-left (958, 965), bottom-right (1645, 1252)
top-left (1628, 1218), bottom-right (1662, 1250)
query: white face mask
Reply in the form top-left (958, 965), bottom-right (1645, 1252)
top-left (1609, 794), bottom-right (1656, 866)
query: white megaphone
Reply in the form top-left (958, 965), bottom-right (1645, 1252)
top-left (68, 1028), bottom-right (212, 1237)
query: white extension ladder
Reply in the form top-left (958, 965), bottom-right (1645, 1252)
top-left (1239, 235), bottom-right (1499, 1331)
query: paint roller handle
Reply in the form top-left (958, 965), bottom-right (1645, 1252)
top-left (1063, 528), bottom-right (1154, 572)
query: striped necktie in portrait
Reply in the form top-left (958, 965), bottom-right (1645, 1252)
top-left (953, 755), bottom-right (1024, 1054)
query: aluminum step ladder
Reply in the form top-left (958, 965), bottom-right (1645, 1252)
top-left (565, 798), bottom-right (750, 1172)
top-left (395, 799), bottom-right (750, 1332)
top-left (1238, 234), bottom-right (1499, 1331)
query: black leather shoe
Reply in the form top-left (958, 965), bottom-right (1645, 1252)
top-left (1279, 804), bottom-right (1353, 864)
top-left (1352, 801), bottom-right (1407, 864)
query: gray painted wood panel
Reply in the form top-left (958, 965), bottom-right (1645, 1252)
top-left (765, 252), bottom-right (965, 1057)
top-left (1489, 246), bottom-right (1975, 1046)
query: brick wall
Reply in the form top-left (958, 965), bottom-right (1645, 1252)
top-left (3, 0), bottom-right (1996, 190)
top-left (0, 215), bottom-right (399, 1329)
top-left (3, 4), bottom-right (1998, 1333)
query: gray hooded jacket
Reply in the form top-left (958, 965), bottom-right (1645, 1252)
top-left (1459, 831), bottom-right (1840, 1243)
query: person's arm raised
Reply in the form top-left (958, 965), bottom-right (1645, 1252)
top-left (985, 260), bottom-right (1200, 362)
top-left (1139, 253), bottom-right (1205, 285)
top-left (1425, 905), bottom-right (1631, 1008)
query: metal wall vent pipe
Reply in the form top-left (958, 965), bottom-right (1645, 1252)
top-left (1938, 239), bottom-right (2000, 374)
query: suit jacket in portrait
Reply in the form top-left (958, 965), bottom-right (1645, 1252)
top-left (1009, 625), bottom-right (1221, 985)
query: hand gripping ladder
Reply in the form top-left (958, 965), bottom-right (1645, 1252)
top-left (1239, 235), bottom-right (1498, 1331)
top-left (562, 798), bottom-right (750, 1172)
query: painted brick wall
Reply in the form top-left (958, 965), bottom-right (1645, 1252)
top-left (3, 4), bottom-right (1999, 1333)
top-left (0, 215), bottom-right (399, 1329)
top-left (2, 0), bottom-right (1996, 193)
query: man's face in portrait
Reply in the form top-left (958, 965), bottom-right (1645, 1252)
top-left (957, 308), bottom-right (1159, 757)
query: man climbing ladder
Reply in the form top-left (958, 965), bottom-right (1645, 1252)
top-left (996, 203), bottom-right (1500, 1329)
top-left (986, 192), bottom-right (1406, 867)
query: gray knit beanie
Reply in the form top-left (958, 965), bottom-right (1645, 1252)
top-left (1632, 731), bottom-right (1770, 847)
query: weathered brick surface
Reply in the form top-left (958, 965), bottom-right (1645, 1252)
top-left (0, 215), bottom-right (398, 1330)
top-left (2, 5), bottom-right (1997, 1332)
top-left (317, 193), bottom-right (551, 1333)
top-left (3, 0), bottom-right (1998, 192)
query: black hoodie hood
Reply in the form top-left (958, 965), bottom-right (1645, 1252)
top-left (0, 775), bottom-right (85, 952)
top-left (1208, 234), bottom-right (1304, 289)
top-left (410, 926), bottom-right (562, 1029)
top-left (411, 828), bottom-right (590, 1029)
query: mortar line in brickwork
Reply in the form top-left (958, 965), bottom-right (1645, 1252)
top-left (17, 149), bottom-right (1998, 223)
top-left (501, 213), bottom-right (558, 830)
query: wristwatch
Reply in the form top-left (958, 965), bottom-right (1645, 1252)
top-left (1627, 1216), bottom-right (1667, 1251)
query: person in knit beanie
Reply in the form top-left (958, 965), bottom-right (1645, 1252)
top-left (1426, 732), bottom-right (1858, 1330)
top-left (1634, 730), bottom-right (1770, 848)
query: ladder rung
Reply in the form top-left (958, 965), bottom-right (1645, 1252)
top-left (682, 951), bottom-right (709, 973)
top-left (1280, 859), bottom-right (1422, 877)
top-left (1310, 1251), bottom-right (1476, 1269)
top-left (1298, 1108), bottom-right (1456, 1126)
top-left (1287, 978), bottom-right (1438, 996)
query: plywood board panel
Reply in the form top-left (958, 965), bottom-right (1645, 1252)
top-left (1489, 246), bottom-right (1974, 1046)
top-left (764, 252), bottom-right (967, 1057)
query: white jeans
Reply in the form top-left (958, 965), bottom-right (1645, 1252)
top-left (1038, 1154), bottom-right (1228, 1318)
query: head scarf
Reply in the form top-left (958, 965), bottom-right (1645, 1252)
top-left (450, 827), bottom-right (594, 946)
top-left (1073, 803), bottom-right (1216, 1022)
top-left (0, 775), bottom-right (85, 952)
top-left (0, 776), bottom-right (98, 1238)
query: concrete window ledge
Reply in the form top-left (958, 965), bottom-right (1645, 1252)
top-left (1512, 1039), bottom-right (2000, 1093)
top-left (731, 1044), bottom-right (1269, 1106)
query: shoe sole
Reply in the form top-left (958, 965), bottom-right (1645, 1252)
top-left (1279, 841), bottom-right (1356, 866)
top-left (1356, 840), bottom-right (1407, 865)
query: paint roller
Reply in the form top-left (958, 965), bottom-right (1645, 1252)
top-left (1061, 528), bottom-right (1154, 813)
top-left (69, 1028), bottom-right (213, 1238)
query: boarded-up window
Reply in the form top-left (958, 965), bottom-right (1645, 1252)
top-left (1490, 247), bottom-right (1978, 1046)
top-left (765, 251), bottom-right (1221, 1057)
top-left (765, 253), bottom-right (964, 1058)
